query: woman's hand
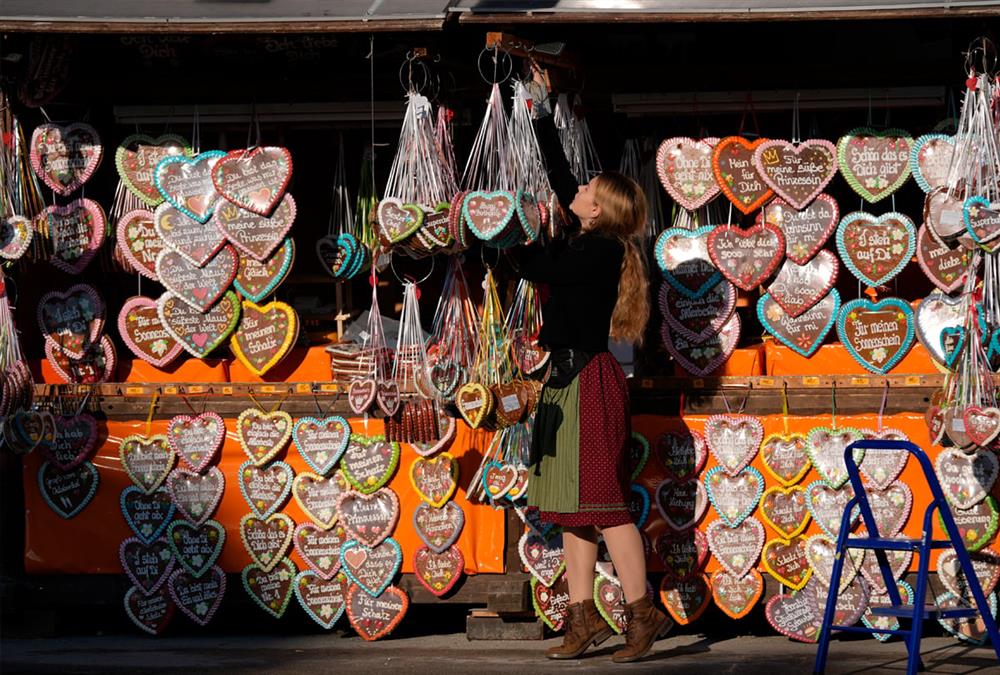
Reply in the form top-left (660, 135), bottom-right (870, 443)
top-left (530, 60), bottom-right (552, 94)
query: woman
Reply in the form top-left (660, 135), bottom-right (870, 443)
top-left (509, 66), bottom-right (670, 664)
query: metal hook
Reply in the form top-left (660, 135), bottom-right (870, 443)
top-left (477, 46), bottom-right (513, 86)
top-left (389, 248), bottom-right (436, 286)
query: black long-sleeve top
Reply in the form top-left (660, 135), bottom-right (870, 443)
top-left (508, 114), bottom-right (624, 354)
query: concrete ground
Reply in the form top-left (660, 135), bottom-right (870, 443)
top-left (2, 633), bottom-right (998, 674)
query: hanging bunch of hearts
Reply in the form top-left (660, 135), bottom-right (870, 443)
top-left (375, 87), bottom-right (457, 256)
top-left (0, 266), bottom-right (37, 433)
top-left (35, 399), bottom-right (97, 519)
top-left (0, 90), bottom-right (45, 262)
top-left (554, 92), bottom-right (602, 184)
top-left (337, 432), bottom-right (409, 640)
top-left (451, 79), bottom-right (544, 250)
top-left (316, 135), bottom-right (368, 281)
top-left (346, 277), bottom-right (397, 418)
top-left (236, 404), bottom-right (300, 620)
top-left (39, 283), bottom-right (116, 383)
top-left (507, 278), bottom-right (549, 377)
top-left (425, 257), bottom-right (478, 402)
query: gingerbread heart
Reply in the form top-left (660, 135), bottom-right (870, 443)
top-left (120, 434), bottom-right (175, 494)
top-left (37, 283), bottom-right (105, 360)
top-left (237, 409), bottom-right (292, 466)
top-left (242, 557), bottom-right (297, 619)
top-left (964, 406), bottom-right (1000, 447)
top-left (760, 485), bottom-right (810, 539)
top-left (760, 433), bottom-right (812, 486)
top-left (118, 296), bottom-right (182, 367)
top-left (121, 486), bottom-right (175, 544)
top-left (758, 289), bottom-right (840, 358)
top-left (377, 198), bottom-right (424, 244)
top-left (30, 122), bottom-right (103, 195)
top-left (761, 536), bottom-right (811, 589)
top-left (837, 298), bottom-right (915, 375)
top-left (294, 522), bottom-right (348, 580)
top-left (119, 536), bottom-right (175, 595)
top-left (661, 312), bottom-right (740, 376)
top-left (156, 245), bottom-right (238, 313)
top-left (124, 584), bottom-right (174, 635)
top-left (519, 530), bottom-right (565, 587)
top-left (154, 151), bottom-right (226, 223)
top-left (766, 250), bottom-right (839, 319)
top-left (115, 133), bottom-right (192, 206)
top-left (659, 279), bottom-right (736, 343)
top-left (168, 565), bottom-right (226, 626)
top-left (706, 222), bottom-right (785, 292)
top-left (292, 415), bottom-right (351, 476)
top-left (937, 548), bottom-right (1000, 601)
top-left (859, 548), bottom-right (912, 594)
top-left (804, 534), bottom-right (863, 591)
top-left (712, 136), bottom-right (773, 214)
top-left (705, 517), bottom-right (764, 577)
top-left (167, 412), bottom-right (225, 473)
top-left (337, 488), bottom-right (400, 548)
top-left (704, 414), bottom-right (763, 476)
top-left (859, 428), bottom-right (910, 490)
top-left (38, 198), bottom-right (107, 274)
top-left (293, 570), bottom-right (348, 629)
top-left (765, 581), bottom-right (824, 643)
top-left (760, 193), bottom-right (839, 264)
top-left (836, 128), bottom-right (913, 203)
top-left (935, 591), bottom-right (998, 645)
top-left (212, 146), bottom-right (293, 216)
top-left (166, 466), bottom-right (224, 526)
top-left (213, 194), bottom-right (295, 262)
top-left (413, 546), bottom-right (464, 597)
top-left (836, 211), bottom-right (916, 287)
top-left (0, 215), bottom-right (34, 261)
top-left (711, 568), bottom-right (763, 620)
top-left (346, 583), bottom-right (409, 641)
top-left (463, 190), bottom-right (516, 241)
top-left (964, 196), bottom-right (1000, 251)
top-left (410, 453), bottom-right (458, 507)
top-left (806, 481), bottom-right (859, 538)
top-left (659, 574), bottom-right (711, 625)
top-left (656, 529), bottom-right (709, 581)
top-left (238, 460), bottom-right (293, 518)
top-left (704, 466), bottom-right (764, 527)
top-left (916, 224), bottom-right (970, 293)
top-left (806, 426), bottom-right (864, 489)
top-left (37, 460), bottom-right (99, 519)
top-left (656, 137), bottom-right (721, 211)
top-left (44, 335), bottom-right (117, 384)
top-left (655, 477), bottom-right (708, 531)
top-left (341, 537), bottom-right (402, 597)
top-left (158, 290), bottom-right (240, 358)
top-left (239, 513), bottom-right (294, 572)
top-left (294, 470), bottom-right (351, 530)
top-left (915, 291), bottom-right (966, 366)
top-left (413, 502), bottom-right (464, 554)
top-left (153, 202), bottom-right (227, 267)
top-left (348, 379), bottom-right (376, 415)
top-left (230, 300), bottom-right (298, 377)
top-left (42, 413), bottom-right (97, 471)
top-left (654, 227), bottom-right (722, 299)
top-left (167, 519), bottom-right (225, 577)
top-left (233, 238), bottom-right (294, 303)
top-left (935, 448), bottom-right (999, 510)
top-left (910, 133), bottom-right (955, 193)
top-left (655, 430), bottom-right (707, 482)
top-left (866, 482), bottom-right (912, 536)
top-left (924, 187), bottom-right (967, 244)
top-left (341, 434), bottom-right (400, 494)
top-left (754, 139), bottom-right (837, 210)
top-left (941, 496), bottom-right (999, 553)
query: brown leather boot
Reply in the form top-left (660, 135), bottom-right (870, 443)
top-left (611, 596), bottom-right (672, 663)
top-left (545, 599), bottom-right (614, 659)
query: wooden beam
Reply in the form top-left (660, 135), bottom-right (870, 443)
top-left (463, 7), bottom-right (1000, 24)
top-left (0, 18), bottom-right (444, 34)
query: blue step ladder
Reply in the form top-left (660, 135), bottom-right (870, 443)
top-left (814, 439), bottom-right (1000, 675)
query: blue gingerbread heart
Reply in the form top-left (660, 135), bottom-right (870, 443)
top-left (654, 226), bottom-right (722, 299)
top-left (837, 297), bottom-right (915, 374)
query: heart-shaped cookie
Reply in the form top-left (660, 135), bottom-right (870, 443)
top-left (836, 128), bottom-right (913, 203)
top-left (37, 284), bottom-right (104, 361)
top-left (166, 466), bottom-right (224, 526)
top-left (167, 519), bottom-right (225, 577)
top-left (765, 582), bottom-right (824, 643)
top-left (294, 470), bottom-right (351, 530)
top-left (119, 536), bottom-right (175, 595)
top-left (230, 300), bottom-right (298, 377)
top-left (237, 409), bottom-right (292, 466)
top-left (239, 513), bottom-right (294, 572)
top-left (754, 139), bottom-right (837, 210)
top-left (704, 466), bottom-right (764, 527)
top-left (0, 215), bottom-right (34, 261)
top-left (347, 379), bottom-right (376, 415)
top-left (38, 198), bottom-right (107, 274)
top-left (762, 536), bottom-right (812, 589)
top-left (760, 433), bottom-right (812, 486)
top-left (937, 548), bottom-right (1000, 601)
top-left (659, 574), bottom-right (711, 625)
top-left (758, 289), bottom-right (840, 358)
top-left (153, 201), bottom-right (227, 267)
top-left (341, 537), bottom-right (402, 597)
top-left (705, 517), bottom-right (764, 577)
top-left (964, 196), bottom-right (1000, 251)
top-left (806, 481), bottom-right (859, 538)
top-left (806, 426), bottom-right (864, 489)
top-left (337, 488), bottom-right (400, 548)
top-left (654, 477), bottom-right (708, 531)
top-left (661, 312), bottom-right (741, 376)
top-left (42, 413), bottom-right (97, 471)
top-left (519, 529), bottom-right (565, 587)
top-left (836, 211), bottom-right (916, 287)
top-left (341, 434), bottom-right (400, 494)
top-left (166, 412), bottom-right (224, 473)
top-left (233, 238), bottom-right (294, 303)
top-left (410, 453), bottom-right (458, 507)
top-left (531, 575), bottom-right (570, 630)
top-left (154, 151), bottom-right (226, 223)
top-left (935, 591), bottom-right (998, 645)
top-left (120, 486), bottom-right (175, 544)
top-left (964, 406), bottom-right (1000, 447)
top-left (915, 291), bottom-right (966, 366)
top-left (654, 226), bottom-right (722, 299)
top-left (168, 565), bottom-right (226, 626)
top-left (704, 414), bottom-right (763, 476)
top-left (804, 534), bottom-right (863, 591)
top-left (656, 137), bottom-right (721, 211)
top-left (659, 279), bottom-right (736, 343)
top-left (377, 198), bottom-right (424, 244)
top-left (924, 187), bottom-right (967, 244)
top-left (706, 222), bottom-right (785, 291)
top-left (859, 548), bottom-right (912, 594)
top-left (115, 133), bottom-right (192, 206)
top-left (212, 147), bottom-right (293, 216)
top-left (655, 430), bottom-right (707, 482)
top-left (760, 485), bottom-right (811, 539)
top-left (837, 298), bottom-right (916, 375)
top-left (294, 570), bottom-right (348, 629)
top-left (759, 193), bottom-right (839, 264)
top-left (346, 583), bottom-right (409, 641)
top-left (37, 460), bottom-right (99, 519)
top-left (866, 482), bottom-right (912, 536)
top-left (711, 568), bottom-right (763, 619)
top-left (30, 122), bottom-right (103, 195)
top-left (859, 428), bottom-right (910, 490)
top-left (213, 194), bottom-right (295, 261)
top-left (656, 529), bottom-right (709, 581)
top-left (413, 546), bottom-right (464, 597)
top-left (242, 557), bottom-right (296, 619)
top-left (935, 448), bottom-right (999, 510)
top-left (292, 415), bottom-right (350, 476)
top-left (916, 224), bottom-right (970, 293)
top-left (294, 523), bottom-right (348, 580)
top-left (156, 245), bottom-right (238, 313)
top-left (44, 335), bottom-right (116, 384)
top-left (910, 133), bottom-right (955, 193)
top-left (413, 502), bottom-right (465, 554)
top-left (238, 460), bottom-right (293, 518)
top-left (119, 434), bottom-right (175, 494)
top-left (157, 290), bottom-right (241, 358)
top-left (124, 584), bottom-right (174, 635)
top-left (712, 136), bottom-right (773, 214)
top-left (118, 296), bottom-right (183, 368)
top-left (766, 250), bottom-right (839, 319)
